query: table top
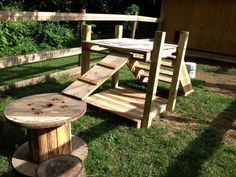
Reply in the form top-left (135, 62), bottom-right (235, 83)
top-left (4, 93), bottom-right (86, 129)
top-left (83, 38), bottom-right (177, 56)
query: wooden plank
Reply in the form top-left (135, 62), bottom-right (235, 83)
top-left (115, 25), bottom-right (123, 39)
top-left (37, 129), bottom-right (49, 163)
top-left (85, 86), bottom-right (168, 128)
top-left (0, 66), bottom-right (81, 92)
top-left (131, 12), bottom-right (138, 38)
top-left (97, 61), bottom-right (116, 69)
top-left (0, 11), bottom-right (160, 23)
top-left (76, 76), bottom-right (98, 85)
top-left (140, 72), bottom-right (172, 83)
top-left (180, 63), bottom-right (194, 96)
top-left (57, 123), bottom-right (71, 155)
top-left (0, 47), bottom-right (81, 69)
top-left (62, 53), bottom-right (130, 100)
top-left (47, 128), bottom-right (58, 157)
top-left (166, 31), bottom-right (189, 112)
top-left (141, 31), bottom-right (166, 128)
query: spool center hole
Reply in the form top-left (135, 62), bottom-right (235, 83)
top-left (41, 103), bottom-right (53, 108)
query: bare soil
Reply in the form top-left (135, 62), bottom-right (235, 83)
top-left (196, 71), bottom-right (236, 97)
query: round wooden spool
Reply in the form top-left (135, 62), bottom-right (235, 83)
top-left (4, 93), bottom-right (88, 177)
top-left (35, 155), bottom-right (85, 177)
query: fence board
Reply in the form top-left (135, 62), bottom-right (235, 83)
top-left (0, 11), bottom-right (159, 23)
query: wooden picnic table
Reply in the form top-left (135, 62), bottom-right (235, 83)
top-left (81, 38), bottom-right (178, 74)
top-left (4, 93), bottom-right (88, 177)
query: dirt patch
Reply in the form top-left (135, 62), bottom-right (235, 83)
top-left (196, 71), bottom-right (236, 97)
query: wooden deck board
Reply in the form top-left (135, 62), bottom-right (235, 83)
top-left (85, 86), bottom-right (168, 125)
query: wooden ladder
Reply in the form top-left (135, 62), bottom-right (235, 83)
top-left (62, 53), bottom-right (130, 100)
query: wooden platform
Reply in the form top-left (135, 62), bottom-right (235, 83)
top-left (85, 86), bottom-right (168, 128)
top-left (62, 53), bottom-right (130, 100)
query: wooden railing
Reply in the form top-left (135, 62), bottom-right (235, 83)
top-left (0, 11), bottom-right (161, 91)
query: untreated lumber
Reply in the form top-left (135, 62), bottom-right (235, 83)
top-left (0, 11), bottom-right (160, 23)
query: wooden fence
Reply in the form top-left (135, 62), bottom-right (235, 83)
top-left (0, 11), bottom-right (160, 91)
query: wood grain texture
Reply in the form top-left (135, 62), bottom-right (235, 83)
top-left (35, 155), bottom-right (85, 177)
top-left (162, 0), bottom-right (236, 56)
top-left (63, 53), bottom-right (130, 100)
top-left (12, 136), bottom-right (88, 177)
top-left (85, 86), bottom-right (167, 128)
top-left (166, 31), bottom-right (189, 112)
top-left (0, 11), bottom-right (160, 23)
top-left (4, 93), bottom-right (86, 129)
top-left (141, 31), bottom-right (166, 128)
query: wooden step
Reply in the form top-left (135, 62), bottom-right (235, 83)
top-left (85, 86), bottom-right (168, 128)
top-left (62, 53), bottom-right (130, 100)
top-left (135, 64), bottom-right (173, 76)
top-left (140, 72), bottom-right (172, 83)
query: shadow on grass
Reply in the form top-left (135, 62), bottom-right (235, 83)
top-left (74, 105), bottom-right (132, 144)
top-left (162, 99), bottom-right (236, 177)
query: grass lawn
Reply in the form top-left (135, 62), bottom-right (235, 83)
top-left (0, 57), bottom-right (236, 177)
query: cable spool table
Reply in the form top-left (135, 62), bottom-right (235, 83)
top-left (4, 93), bottom-right (88, 177)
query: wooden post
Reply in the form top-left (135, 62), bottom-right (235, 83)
top-left (166, 31), bottom-right (189, 112)
top-left (81, 25), bottom-right (92, 75)
top-left (131, 12), bottom-right (138, 39)
top-left (115, 25), bottom-right (123, 39)
top-left (112, 25), bottom-right (123, 88)
top-left (141, 31), bottom-right (166, 128)
top-left (158, 0), bottom-right (165, 31)
top-left (78, 9), bottom-right (86, 66)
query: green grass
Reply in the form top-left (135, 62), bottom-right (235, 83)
top-left (0, 60), bottom-right (236, 177)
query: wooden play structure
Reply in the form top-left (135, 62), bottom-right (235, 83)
top-left (63, 25), bottom-right (192, 128)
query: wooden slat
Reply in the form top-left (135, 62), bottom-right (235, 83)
top-left (76, 76), bottom-right (98, 85)
top-left (62, 53), bottom-right (130, 100)
top-left (0, 11), bottom-right (160, 23)
top-left (135, 64), bottom-right (173, 76)
top-left (140, 72), bottom-right (172, 83)
top-left (85, 86), bottom-right (168, 127)
top-left (161, 61), bottom-right (174, 67)
top-left (97, 61), bottom-right (116, 69)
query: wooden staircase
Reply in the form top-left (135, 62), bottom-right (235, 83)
top-left (126, 54), bottom-right (193, 96)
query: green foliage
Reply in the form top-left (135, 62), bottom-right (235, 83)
top-left (35, 22), bottom-right (76, 49)
top-left (0, 21), bottom-right (77, 57)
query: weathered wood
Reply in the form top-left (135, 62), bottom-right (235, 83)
top-left (85, 86), bottom-right (167, 128)
top-left (76, 76), bottom-right (98, 85)
top-left (11, 136), bottom-right (88, 177)
top-left (115, 25), bottom-right (123, 39)
top-left (180, 62), bottom-right (194, 96)
top-left (0, 11), bottom-right (160, 23)
top-left (141, 31), bottom-right (166, 128)
top-left (111, 71), bottom-right (119, 88)
top-left (4, 93), bottom-right (86, 128)
top-left (166, 31), bottom-right (189, 112)
top-left (35, 155), bottom-right (85, 177)
top-left (81, 25), bottom-right (92, 75)
top-left (0, 47), bottom-right (81, 69)
top-left (63, 53), bottom-right (130, 100)
top-left (131, 12), bottom-right (138, 39)
top-left (97, 61), bottom-right (116, 69)
top-left (0, 66), bottom-right (81, 92)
